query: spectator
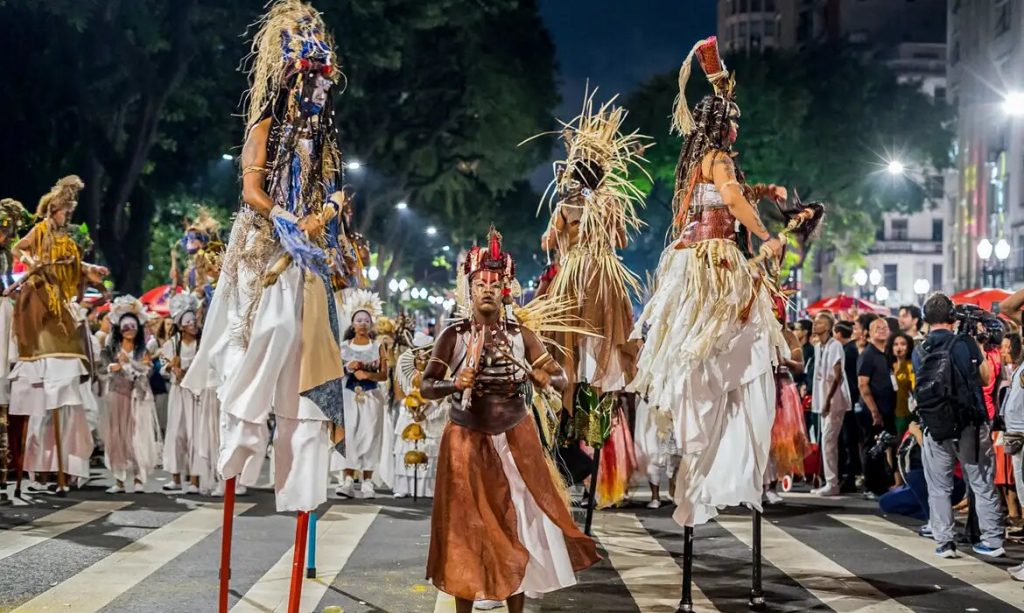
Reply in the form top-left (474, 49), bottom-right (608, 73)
top-left (878, 422), bottom-right (965, 522)
top-left (899, 304), bottom-right (925, 341)
top-left (794, 318), bottom-right (815, 395)
top-left (917, 293), bottom-right (1002, 559)
top-left (811, 312), bottom-right (850, 496)
top-left (836, 321), bottom-right (863, 490)
top-left (858, 318), bottom-right (896, 435)
top-left (885, 316), bottom-right (900, 338)
top-left (887, 332), bottom-right (916, 440)
top-left (854, 312), bottom-right (880, 352)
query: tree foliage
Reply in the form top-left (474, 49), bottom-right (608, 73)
top-left (623, 46), bottom-right (953, 277)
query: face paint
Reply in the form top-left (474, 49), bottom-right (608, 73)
top-left (120, 318), bottom-right (138, 333)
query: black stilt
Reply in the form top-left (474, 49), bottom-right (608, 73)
top-left (583, 447), bottom-right (601, 536)
top-left (749, 509), bottom-right (766, 611)
top-left (676, 526), bottom-right (694, 613)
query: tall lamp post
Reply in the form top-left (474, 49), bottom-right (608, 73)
top-left (977, 238), bottom-right (1010, 287)
top-left (913, 278), bottom-right (930, 307)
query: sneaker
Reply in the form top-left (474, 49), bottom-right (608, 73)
top-left (764, 490), bottom-right (784, 505)
top-left (394, 492), bottom-right (408, 499)
top-left (972, 543), bottom-right (1005, 558)
top-left (336, 476), bottom-right (355, 498)
top-left (132, 482), bottom-right (145, 494)
top-left (105, 485), bottom-right (125, 494)
top-left (360, 480), bottom-right (376, 499)
top-left (811, 484), bottom-right (840, 497)
top-left (935, 542), bottom-right (958, 558)
top-left (1011, 565), bottom-right (1024, 582)
top-left (184, 484), bottom-right (199, 495)
top-left (474, 600), bottom-right (503, 611)
top-left (1008, 561), bottom-right (1024, 576)
top-left (646, 499), bottom-right (662, 509)
top-left (162, 482), bottom-right (182, 492)
top-left (918, 524), bottom-right (932, 538)
top-left (234, 483), bottom-right (247, 496)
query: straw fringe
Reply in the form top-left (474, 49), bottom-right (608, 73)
top-left (670, 40), bottom-right (703, 136)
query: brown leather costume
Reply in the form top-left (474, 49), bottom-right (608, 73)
top-left (676, 182), bottom-right (737, 249)
top-left (421, 317), bottom-right (599, 601)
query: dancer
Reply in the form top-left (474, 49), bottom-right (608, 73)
top-left (9, 176), bottom-right (105, 493)
top-left (765, 299), bottom-right (809, 503)
top-left (181, 2), bottom-right (347, 609)
top-left (534, 92), bottom-right (648, 508)
top-left (629, 35), bottom-right (789, 527)
top-left (171, 207), bottom-right (222, 315)
top-left (336, 289), bottom-right (388, 499)
top-left (159, 293), bottom-right (205, 493)
top-left (100, 296), bottom-right (162, 493)
top-left (0, 198), bottom-right (30, 500)
top-left (392, 334), bottom-right (447, 498)
top-left (633, 395), bottom-right (680, 509)
top-left (423, 227), bottom-right (600, 613)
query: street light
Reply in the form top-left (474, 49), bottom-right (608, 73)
top-left (221, 153), bottom-right (233, 161)
top-left (367, 265), bottom-right (380, 281)
top-left (869, 269), bottom-right (882, 286)
top-left (995, 238), bottom-right (1011, 261)
top-left (875, 286), bottom-right (890, 303)
top-left (395, 201), bottom-right (408, 211)
top-left (854, 268), bottom-right (868, 287)
top-left (346, 160), bottom-right (362, 171)
top-left (886, 160), bottom-right (905, 176)
top-left (388, 278), bottom-right (399, 293)
top-left (977, 238), bottom-right (994, 260)
top-left (442, 245), bottom-right (451, 252)
top-left (425, 226), bottom-right (438, 237)
top-left (913, 278), bottom-right (930, 296)
top-left (1004, 91), bottom-right (1024, 117)
top-left (398, 279), bottom-right (409, 292)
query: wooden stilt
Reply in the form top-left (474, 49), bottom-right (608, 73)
top-left (305, 511), bottom-right (317, 578)
top-left (218, 476), bottom-right (237, 613)
top-left (583, 447), bottom-right (601, 536)
top-left (749, 509), bottom-right (766, 610)
top-left (52, 408), bottom-right (66, 497)
top-left (287, 511), bottom-right (310, 613)
top-left (676, 525), bottom-right (694, 613)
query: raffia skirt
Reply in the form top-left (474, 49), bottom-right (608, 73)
top-left (427, 417), bottom-right (600, 601)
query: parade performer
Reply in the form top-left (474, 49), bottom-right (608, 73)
top-left (423, 227), bottom-right (599, 613)
top-left (335, 289), bottom-right (389, 499)
top-left (533, 92), bottom-right (649, 508)
top-left (629, 35), bottom-right (789, 527)
top-left (392, 334), bottom-right (447, 498)
top-left (100, 296), bottom-right (162, 493)
top-left (0, 198), bottom-right (31, 500)
top-left (633, 395), bottom-right (680, 509)
top-left (171, 207), bottom-right (223, 315)
top-left (9, 176), bottom-right (105, 494)
top-left (180, 2), bottom-right (347, 609)
top-left (765, 299), bottom-right (809, 503)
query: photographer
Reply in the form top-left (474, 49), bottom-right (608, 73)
top-left (915, 294), bottom-right (1002, 559)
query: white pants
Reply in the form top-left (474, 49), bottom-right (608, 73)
top-left (821, 407), bottom-right (847, 487)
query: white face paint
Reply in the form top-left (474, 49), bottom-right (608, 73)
top-left (180, 312), bottom-right (198, 332)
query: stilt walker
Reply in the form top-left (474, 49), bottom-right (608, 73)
top-left (627, 36), bottom-right (822, 612)
top-left (182, 2), bottom-right (347, 611)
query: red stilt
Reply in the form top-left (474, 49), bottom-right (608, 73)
top-left (219, 476), bottom-right (237, 613)
top-left (287, 511), bottom-right (311, 613)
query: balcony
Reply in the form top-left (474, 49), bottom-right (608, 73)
top-left (869, 239), bottom-right (943, 254)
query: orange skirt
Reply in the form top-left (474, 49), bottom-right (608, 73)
top-left (427, 418), bottom-right (600, 601)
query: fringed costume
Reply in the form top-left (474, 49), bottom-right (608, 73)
top-left (392, 335), bottom-right (447, 498)
top-left (628, 37), bottom-right (789, 527)
top-left (423, 228), bottom-right (599, 604)
top-left (182, 0), bottom-right (346, 513)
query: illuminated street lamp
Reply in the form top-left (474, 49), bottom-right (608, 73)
top-left (875, 286), bottom-right (889, 303)
top-left (425, 226), bottom-right (438, 237)
top-left (395, 201), bottom-right (408, 211)
top-left (886, 160), bottom-right (905, 176)
top-left (346, 160), bottom-right (362, 171)
top-left (854, 268), bottom-right (868, 287)
top-left (367, 266), bottom-right (380, 281)
top-left (868, 269), bottom-right (882, 286)
top-left (977, 238), bottom-right (994, 260)
top-left (995, 238), bottom-right (1011, 261)
top-left (388, 278), bottom-right (399, 293)
top-left (1003, 91), bottom-right (1024, 117)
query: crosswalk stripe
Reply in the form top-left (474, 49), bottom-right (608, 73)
top-left (231, 505), bottom-right (380, 613)
top-left (12, 502), bottom-right (254, 612)
top-left (594, 512), bottom-right (719, 612)
top-left (0, 500), bottom-right (131, 562)
top-left (716, 514), bottom-right (914, 612)
top-left (832, 514), bottom-right (1024, 610)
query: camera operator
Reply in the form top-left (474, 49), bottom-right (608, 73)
top-left (999, 288), bottom-right (1024, 580)
top-left (915, 294), bottom-right (1003, 559)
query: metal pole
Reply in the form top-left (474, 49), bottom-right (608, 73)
top-left (676, 526), bottom-right (694, 613)
top-left (583, 447), bottom-right (601, 536)
top-left (749, 509), bottom-right (766, 611)
top-left (218, 476), bottom-right (237, 613)
top-left (287, 511), bottom-right (310, 613)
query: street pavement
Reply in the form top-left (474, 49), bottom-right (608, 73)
top-left (2, 470), bottom-right (1023, 612)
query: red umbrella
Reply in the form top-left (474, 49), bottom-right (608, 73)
top-left (950, 288), bottom-right (1012, 313)
top-left (805, 293), bottom-right (891, 316)
top-left (140, 284), bottom-right (184, 317)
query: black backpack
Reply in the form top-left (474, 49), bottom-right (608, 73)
top-left (914, 334), bottom-right (978, 442)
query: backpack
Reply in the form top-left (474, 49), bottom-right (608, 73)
top-left (914, 334), bottom-right (978, 442)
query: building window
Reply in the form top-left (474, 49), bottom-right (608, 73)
top-left (927, 175), bottom-right (944, 198)
top-left (932, 263), bottom-right (943, 290)
top-left (932, 218), bottom-right (943, 242)
top-left (875, 222), bottom-right (885, 241)
top-left (995, 0), bottom-right (1011, 36)
top-left (952, 40), bottom-right (960, 64)
top-left (884, 264), bottom-right (898, 291)
top-left (764, 0), bottom-right (775, 10)
top-left (934, 86), bottom-right (947, 100)
top-left (891, 218), bottom-right (909, 240)
top-left (740, 0), bottom-right (749, 11)
top-left (739, 22), bottom-right (749, 37)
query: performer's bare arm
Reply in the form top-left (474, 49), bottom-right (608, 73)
top-left (1003, 287), bottom-right (1024, 327)
top-left (707, 151), bottom-right (783, 255)
top-left (420, 326), bottom-right (465, 399)
top-left (11, 226), bottom-right (37, 264)
top-left (782, 327), bottom-right (804, 375)
top-left (241, 118), bottom-right (274, 218)
top-left (522, 327), bottom-right (567, 393)
top-left (359, 344), bottom-right (390, 383)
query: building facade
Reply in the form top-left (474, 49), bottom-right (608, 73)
top-left (947, 0), bottom-right (1024, 291)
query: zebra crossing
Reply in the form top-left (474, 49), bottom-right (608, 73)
top-left (1, 487), bottom-right (1022, 612)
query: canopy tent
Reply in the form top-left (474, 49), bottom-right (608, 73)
top-left (949, 288), bottom-right (1012, 314)
top-left (805, 293), bottom-right (891, 317)
top-left (140, 284), bottom-right (184, 318)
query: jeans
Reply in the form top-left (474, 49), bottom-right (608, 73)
top-left (878, 468), bottom-right (966, 522)
top-left (922, 424), bottom-right (1004, 547)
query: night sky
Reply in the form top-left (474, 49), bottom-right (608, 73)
top-left (538, 0), bottom-right (717, 117)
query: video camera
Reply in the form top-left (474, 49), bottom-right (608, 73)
top-left (954, 303), bottom-right (1004, 348)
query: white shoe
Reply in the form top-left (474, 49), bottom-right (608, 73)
top-left (105, 485), bottom-right (125, 494)
top-left (211, 483), bottom-right (225, 497)
top-left (394, 492), bottom-right (408, 499)
top-left (336, 477), bottom-right (355, 498)
top-left (234, 483), bottom-right (247, 496)
top-left (474, 600), bottom-right (503, 610)
top-left (646, 499), bottom-right (662, 509)
top-left (811, 485), bottom-right (840, 497)
top-left (132, 482), bottom-right (146, 494)
top-left (162, 482), bottom-right (182, 492)
top-left (360, 480), bottom-right (376, 499)
top-left (765, 490), bottom-right (784, 505)
top-left (1010, 564), bottom-right (1024, 582)
top-left (184, 484), bottom-right (199, 495)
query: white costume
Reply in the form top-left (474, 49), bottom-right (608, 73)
top-left (339, 339), bottom-right (387, 473)
top-left (391, 336), bottom-right (448, 498)
top-left (161, 337), bottom-right (198, 477)
top-left (633, 397), bottom-right (680, 488)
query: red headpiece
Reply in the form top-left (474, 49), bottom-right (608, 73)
top-left (672, 35), bottom-right (738, 135)
top-left (464, 225), bottom-right (516, 281)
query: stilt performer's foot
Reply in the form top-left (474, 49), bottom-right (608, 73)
top-left (305, 511), bottom-right (317, 578)
top-left (219, 476), bottom-right (237, 613)
top-left (287, 511), bottom-right (310, 613)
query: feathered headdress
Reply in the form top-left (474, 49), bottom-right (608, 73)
top-left (0, 198), bottom-right (30, 238)
top-left (109, 295), bottom-right (149, 327)
top-left (168, 292), bottom-right (201, 325)
top-left (671, 36), bottom-right (737, 136)
top-left (456, 226), bottom-right (520, 311)
top-left (182, 207), bottom-right (221, 247)
top-left (37, 175), bottom-right (84, 219)
top-left (339, 288), bottom-right (383, 325)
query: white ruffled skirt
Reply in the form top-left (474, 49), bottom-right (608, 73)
top-left (101, 387), bottom-right (162, 484)
top-left (630, 240), bottom-right (783, 526)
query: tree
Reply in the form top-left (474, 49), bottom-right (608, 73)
top-left (622, 46), bottom-right (953, 278)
